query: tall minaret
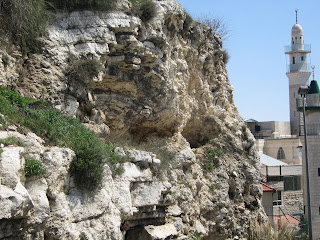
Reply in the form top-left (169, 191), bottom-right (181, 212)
top-left (285, 10), bottom-right (311, 136)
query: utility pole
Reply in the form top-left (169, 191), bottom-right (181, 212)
top-left (298, 85), bottom-right (312, 240)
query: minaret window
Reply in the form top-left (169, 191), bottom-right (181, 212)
top-left (293, 57), bottom-right (295, 64)
top-left (301, 56), bottom-right (304, 61)
top-left (277, 147), bottom-right (286, 159)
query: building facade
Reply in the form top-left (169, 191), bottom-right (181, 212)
top-left (247, 16), bottom-right (320, 239)
top-left (298, 82), bottom-right (320, 239)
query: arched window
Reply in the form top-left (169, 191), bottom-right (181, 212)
top-left (293, 57), bottom-right (295, 64)
top-left (301, 56), bottom-right (304, 61)
top-left (277, 147), bottom-right (286, 159)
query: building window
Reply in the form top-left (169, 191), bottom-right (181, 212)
top-left (293, 57), bottom-right (295, 64)
top-left (277, 147), bottom-right (286, 159)
top-left (318, 168), bottom-right (320, 176)
top-left (267, 176), bottom-right (283, 182)
top-left (273, 190), bottom-right (282, 206)
top-left (301, 56), bottom-right (304, 61)
top-left (284, 176), bottom-right (302, 191)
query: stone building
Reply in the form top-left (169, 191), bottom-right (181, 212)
top-left (297, 80), bottom-right (320, 239)
top-left (247, 15), bottom-right (320, 239)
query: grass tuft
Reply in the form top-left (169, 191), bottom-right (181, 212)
top-left (24, 157), bottom-right (46, 177)
top-left (130, 0), bottom-right (157, 22)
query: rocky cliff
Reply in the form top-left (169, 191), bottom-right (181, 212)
top-left (0, 0), bottom-right (266, 239)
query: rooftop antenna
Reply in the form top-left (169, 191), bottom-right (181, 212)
top-left (295, 9), bottom-right (298, 24)
top-left (312, 66), bottom-right (315, 80)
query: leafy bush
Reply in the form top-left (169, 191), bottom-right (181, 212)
top-left (24, 157), bottom-right (46, 177)
top-left (0, 87), bottom-right (105, 190)
top-left (130, 0), bottom-right (157, 22)
top-left (68, 58), bottom-right (103, 82)
top-left (0, 0), bottom-right (50, 54)
top-left (0, 136), bottom-right (23, 147)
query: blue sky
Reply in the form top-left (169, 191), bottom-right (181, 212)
top-left (178, 0), bottom-right (320, 121)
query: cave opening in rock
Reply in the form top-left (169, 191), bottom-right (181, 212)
top-left (125, 226), bottom-right (151, 240)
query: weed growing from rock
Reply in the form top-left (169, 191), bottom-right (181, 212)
top-left (105, 145), bottom-right (126, 176)
top-left (24, 158), bottom-right (46, 177)
top-left (203, 147), bottom-right (224, 171)
top-left (0, 136), bottom-right (23, 147)
top-left (68, 58), bottom-right (103, 82)
top-left (209, 183), bottom-right (221, 193)
top-left (129, 0), bottom-right (157, 22)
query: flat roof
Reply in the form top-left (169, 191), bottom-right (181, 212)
top-left (258, 152), bottom-right (288, 166)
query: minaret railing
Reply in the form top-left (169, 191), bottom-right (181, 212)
top-left (284, 44), bottom-right (311, 53)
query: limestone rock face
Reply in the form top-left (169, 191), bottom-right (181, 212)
top-left (0, 0), bottom-right (266, 239)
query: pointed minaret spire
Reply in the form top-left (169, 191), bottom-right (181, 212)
top-left (295, 9), bottom-right (298, 24)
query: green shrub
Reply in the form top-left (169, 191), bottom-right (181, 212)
top-left (203, 162), bottom-right (214, 171)
top-left (68, 59), bottom-right (103, 82)
top-left (0, 0), bottom-right (119, 54)
top-left (0, 0), bottom-right (50, 54)
top-left (0, 136), bottom-right (23, 147)
top-left (24, 158), bottom-right (46, 177)
top-left (0, 87), bottom-right (105, 190)
top-left (130, 0), bottom-right (157, 22)
top-left (203, 147), bottom-right (223, 171)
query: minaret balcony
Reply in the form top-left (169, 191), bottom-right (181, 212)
top-left (287, 62), bottom-right (311, 73)
top-left (285, 44), bottom-right (311, 53)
